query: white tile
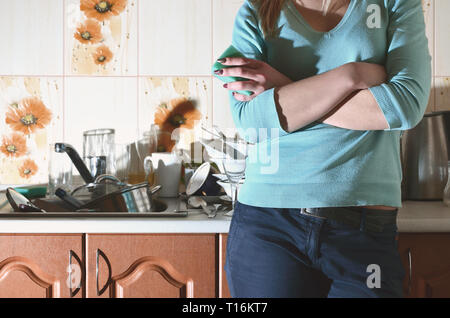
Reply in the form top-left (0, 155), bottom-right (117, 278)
top-left (435, 0), bottom-right (450, 76)
top-left (139, 0), bottom-right (212, 76)
top-left (422, 0), bottom-right (434, 76)
top-left (213, 0), bottom-right (244, 59)
top-left (435, 77), bottom-right (450, 112)
top-left (212, 0), bottom-right (243, 136)
top-left (0, 77), bottom-right (63, 185)
top-left (64, 77), bottom-right (138, 153)
top-left (139, 76), bottom-right (212, 156)
top-left (0, 0), bottom-right (63, 75)
top-left (65, 0), bottom-right (138, 75)
top-left (212, 79), bottom-right (237, 137)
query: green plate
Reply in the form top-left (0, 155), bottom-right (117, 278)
top-left (212, 45), bottom-right (253, 96)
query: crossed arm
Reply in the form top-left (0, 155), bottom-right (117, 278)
top-left (223, 0), bottom-right (431, 139)
top-left (217, 58), bottom-right (390, 132)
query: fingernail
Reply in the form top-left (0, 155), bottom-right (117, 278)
top-left (214, 70), bottom-right (223, 75)
top-left (223, 83), bottom-right (228, 88)
top-left (217, 58), bottom-right (226, 63)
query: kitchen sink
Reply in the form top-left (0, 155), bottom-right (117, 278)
top-left (0, 197), bottom-right (188, 218)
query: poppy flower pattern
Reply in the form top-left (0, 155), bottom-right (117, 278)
top-left (74, 19), bottom-right (103, 44)
top-left (5, 97), bottom-right (52, 135)
top-left (0, 133), bottom-right (27, 158)
top-left (18, 158), bottom-right (38, 179)
top-left (70, 0), bottom-right (133, 75)
top-left (0, 77), bottom-right (60, 185)
top-left (154, 98), bottom-right (202, 132)
top-left (93, 45), bottom-right (113, 65)
top-left (80, 0), bottom-right (127, 22)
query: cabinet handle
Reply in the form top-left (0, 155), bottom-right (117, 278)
top-left (68, 250), bottom-right (83, 298)
top-left (96, 249), bottom-right (112, 296)
top-left (407, 248), bottom-right (412, 296)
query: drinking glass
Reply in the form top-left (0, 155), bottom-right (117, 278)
top-left (83, 128), bottom-right (115, 178)
top-left (113, 143), bottom-right (131, 184)
top-left (220, 139), bottom-right (248, 215)
top-left (48, 143), bottom-right (73, 197)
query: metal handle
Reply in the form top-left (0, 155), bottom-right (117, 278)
top-left (69, 250), bottom-right (83, 297)
top-left (94, 174), bottom-right (122, 184)
top-left (96, 249), bottom-right (111, 296)
top-left (407, 248), bottom-right (412, 295)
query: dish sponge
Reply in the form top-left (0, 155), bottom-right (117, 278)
top-left (212, 45), bottom-right (253, 96)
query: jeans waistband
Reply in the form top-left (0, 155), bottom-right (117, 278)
top-left (300, 206), bottom-right (398, 233)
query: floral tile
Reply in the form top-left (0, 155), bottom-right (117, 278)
top-left (139, 77), bottom-right (212, 159)
top-left (0, 77), bottom-right (63, 185)
top-left (65, 0), bottom-right (138, 75)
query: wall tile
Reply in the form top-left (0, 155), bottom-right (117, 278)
top-left (435, 77), bottom-right (450, 111)
top-left (435, 0), bottom-right (450, 77)
top-left (0, 77), bottom-right (63, 185)
top-left (213, 0), bottom-right (245, 59)
top-left (212, 80), bottom-right (236, 136)
top-left (139, 76), bottom-right (212, 157)
top-left (64, 77), bottom-right (138, 154)
top-left (422, 0), bottom-right (434, 77)
top-left (139, 0), bottom-right (212, 76)
top-left (212, 0), bottom-right (244, 135)
top-left (0, 0), bottom-right (63, 75)
top-left (65, 0), bottom-right (138, 75)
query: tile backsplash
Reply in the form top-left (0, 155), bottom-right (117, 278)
top-left (0, 0), bottom-right (449, 185)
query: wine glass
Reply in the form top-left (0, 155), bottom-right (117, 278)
top-left (220, 138), bottom-right (248, 216)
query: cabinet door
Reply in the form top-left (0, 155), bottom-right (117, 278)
top-left (398, 233), bottom-right (450, 298)
top-left (0, 234), bottom-right (84, 298)
top-left (86, 234), bottom-right (216, 298)
top-left (219, 234), bottom-right (231, 298)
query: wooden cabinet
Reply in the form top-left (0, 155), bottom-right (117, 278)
top-left (398, 233), bottom-right (450, 298)
top-left (0, 234), bottom-right (84, 298)
top-left (86, 234), bottom-right (216, 298)
top-left (4, 232), bottom-right (448, 298)
top-left (219, 234), bottom-right (231, 298)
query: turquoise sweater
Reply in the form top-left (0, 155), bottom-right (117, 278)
top-left (228, 0), bottom-right (431, 208)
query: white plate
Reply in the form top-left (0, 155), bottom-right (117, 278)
top-left (186, 162), bottom-right (211, 196)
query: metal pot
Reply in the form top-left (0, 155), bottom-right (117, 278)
top-left (80, 183), bottom-right (164, 212)
top-left (401, 112), bottom-right (448, 200)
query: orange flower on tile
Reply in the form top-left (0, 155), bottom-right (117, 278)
top-left (5, 97), bottom-right (52, 135)
top-left (0, 133), bottom-right (27, 158)
top-left (80, 0), bottom-right (128, 22)
top-left (93, 45), bottom-right (113, 64)
top-left (18, 158), bottom-right (38, 179)
top-left (156, 130), bottom-right (175, 153)
top-left (154, 98), bottom-right (202, 132)
top-left (74, 19), bottom-right (102, 44)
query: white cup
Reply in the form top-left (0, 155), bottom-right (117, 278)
top-left (147, 152), bottom-right (182, 198)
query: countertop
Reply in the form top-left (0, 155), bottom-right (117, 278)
top-left (1, 191), bottom-right (450, 233)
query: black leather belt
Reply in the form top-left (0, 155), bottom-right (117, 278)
top-left (299, 206), bottom-right (398, 233)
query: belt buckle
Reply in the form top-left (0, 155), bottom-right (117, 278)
top-left (300, 208), bottom-right (326, 219)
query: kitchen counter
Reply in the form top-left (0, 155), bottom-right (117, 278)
top-left (397, 200), bottom-right (450, 233)
top-left (1, 191), bottom-right (450, 233)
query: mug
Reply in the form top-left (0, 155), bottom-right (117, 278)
top-left (146, 152), bottom-right (182, 198)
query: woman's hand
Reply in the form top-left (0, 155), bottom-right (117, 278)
top-left (215, 57), bottom-right (293, 101)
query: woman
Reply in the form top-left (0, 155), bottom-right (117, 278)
top-left (217, 0), bottom-right (431, 298)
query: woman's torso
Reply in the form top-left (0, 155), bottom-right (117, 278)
top-left (250, 0), bottom-right (397, 210)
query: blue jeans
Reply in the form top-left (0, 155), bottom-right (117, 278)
top-left (225, 201), bottom-right (405, 298)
